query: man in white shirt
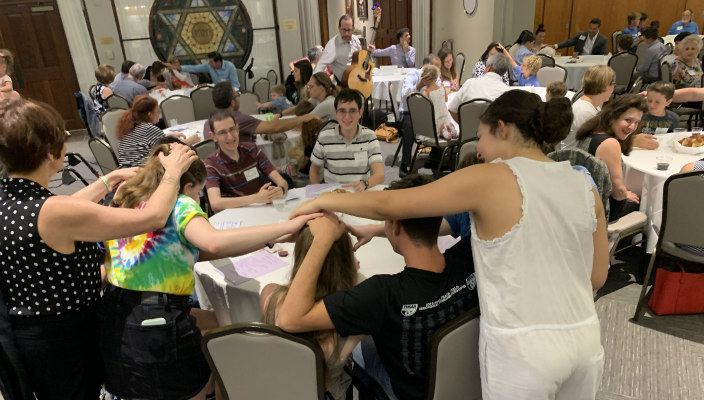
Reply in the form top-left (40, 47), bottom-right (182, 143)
top-left (314, 14), bottom-right (363, 81)
top-left (447, 53), bottom-right (511, 122)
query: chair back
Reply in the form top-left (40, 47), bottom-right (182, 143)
top-left (456, 140), bottom-right (478, 169)
top-left (659, 171), bottom-right (704, 249)
top-left (571, 89), bottom-right (584, 104)
top-left (105, 93), bottom-right (130, 110)
top-left (88, 84), bottom-right (97, 101)
top-left (407, 93), bottom-right (439, 145)
top-left (658, 58), bottom-right (672, 82)
top-left (190, 72), bottom-right (200, 85)
top-left (426, 307), bottom-right (482, 400)
top-left (536, 54), bottom-right (555, 68)
top-left (100, 109), bottom-right (124, 151)
top-left (237, 68), bottom-right (246, 91)
top-left (536, 65), bottom-right (567, 87)
top-left (611, 30), bottom-right (622, 53)
top-left (629, 76), bottom-right (644, 94)
top-left (194, 139), bottom-right (217, 160)
top-left (457, 99), bottom-right (490, 142)
top-left (665, 42), bottom-right (674, 55)
top-left (202, 323), bottom-right (327, 400)
top-left (608, 53), bottom-right (638, 93)
top-left (190, 86), bottom-right (217, 120)
top-left (548, 148), bottom-right (612, 221)
top-left (88, 137), bottom-right (119, 174)
top-left (239, 92), bottom-right (259, 115)
top-left (455, 52), bottom-right (466, 82)
top-left (253, 78), bottom-right (270, 103)
top-left (267, 69), bottom-right (278, 85)
top-left (634, 42), bottom-right (649, 69)
top-left (160, 95), bottom-right (195, 127)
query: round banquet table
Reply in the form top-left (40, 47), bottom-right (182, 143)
top-left (621, 132), bottom-right (703, 252)
top-left (555, 55), bottom-right (610, 91)
top-left (371, 67), bottom-right (415, 102)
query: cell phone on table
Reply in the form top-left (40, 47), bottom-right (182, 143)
top-left (141, 317), bottom-right (166, 326)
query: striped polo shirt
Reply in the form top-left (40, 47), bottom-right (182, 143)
top-left (310, 125), bottom-right (383, 184)
top-left (204, 143), bottom-right (275, 196)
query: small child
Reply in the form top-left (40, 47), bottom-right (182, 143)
top-left (421, 64), bottom-right (458, 140)
top-left (257, 84), bottom-right (293, 113)
top-left (0, 49), bottom-right (14, 95)
top-left (545, 81), bottom-right (568, 101)
top-left (638, 81), bottom-right (679, 134)
top-left (514, 55), bottom-right (541, 87)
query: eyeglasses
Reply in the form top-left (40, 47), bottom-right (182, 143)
top-left (215, 126), bottom-right (238, 137)
top-left (336, 108), bottom-right (360, 115)
top-left (340, 28), bottom-right (353, 33)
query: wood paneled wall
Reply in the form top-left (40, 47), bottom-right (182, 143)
top-left (534, 0), bottom-right (704, 53)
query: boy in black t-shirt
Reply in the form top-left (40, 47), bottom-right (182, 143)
top-left (277, 175), bottom-right (478, 400)
top-left (639, 81), bottom-right (679, 134)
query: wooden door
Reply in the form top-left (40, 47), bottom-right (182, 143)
top-left (0, 0), bottom-right (82, 130)
top-left (534, 0), bottom-right (573, 54)
top-left (372, 0), bottom-right (412, 66)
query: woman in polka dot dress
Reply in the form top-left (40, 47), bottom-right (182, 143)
top-left (0, 99), bottom-right (198, 400)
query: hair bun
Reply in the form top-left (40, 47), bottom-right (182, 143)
top-left (540, 98), bottom-right (573, 145)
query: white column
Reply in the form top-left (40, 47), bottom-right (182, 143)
top-left (57, 0), bottom-right (98, 95)
top-left (413, 0), bottom-right (430, 66)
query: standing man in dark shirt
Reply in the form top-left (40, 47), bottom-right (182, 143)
top-left (277, 175), bottom-right (478, 400)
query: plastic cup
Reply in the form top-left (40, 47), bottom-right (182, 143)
top-left (169, 119), bottom-right (178, 127)
top-left (272, 198), bottom-right (286, 212)
top-left (693, 127), bottom-right (703, 133)
top-left (674, 128), bottom-right (687, 133)
top-left (656, 156), bottom-right (672, 171)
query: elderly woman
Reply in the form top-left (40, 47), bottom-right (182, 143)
top-left (90, 64), bottom-right (115, 117)
top-left (165, 55), bottom-right (195, 89)
top-left (0, 99), bottom-right (198, 399)
top-left (116, 94), bottom-right (197, 167)
top-left (672, 34), bottom-right (703, 89)
top-left (576, 94), bottom-right (647, 221)
top-left (472, 42), bottom-right (511, 85)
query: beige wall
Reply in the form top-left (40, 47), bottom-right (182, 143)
top-left (494, 0), bottom-right (537, 47)
top-left (275, 0), bottom-right (304, 76)
top-left (84, 0), bottom-right (124, 70)
top-left (432, 0), bottom-right (496, 83)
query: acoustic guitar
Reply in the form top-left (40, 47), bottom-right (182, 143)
top-left (341, 6), bottom-right (382, 98)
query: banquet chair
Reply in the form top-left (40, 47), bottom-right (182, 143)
top-left (608, 52), bottom-right (638, 94)
top-left (194, 139), bottom-right (217, 160)
top-left (190, 73), bottom-right (200, 85)
top-left (237, 68), bottom-right (246, 92)
top-left (571, 89), bottom-right (584, 104)
top-left (456, 140), bottom-right (477, 170)
top-left (633, 171), bottom-right (704, 321)
top-left (190, 85), bottom-right (217, 120)
top-left (426, 307), bottom-right (481, 400)
top-left (105, 93), bottom-right (130, 110)
top-left (658, 58), bottom-right (672, 83)
top-left (407, 93), bottom-right (460, 178)
top-left (536, 54), bottom-right (555, 68)
top-left (100, 109), bottom-right (123, 151)
top-left (160, 95), bottom-right (195, 127)
top-left (239, 92), bottom-right (259, 115)
top-left (88, 84), bottom-right (97, 101)
top-left (88, 137), bottom-right (119, 175)
top-left (634, 42), bottom-right (649, 69)
top-left (611, 30), bottom-right (622, 53)
top-left (253, 77), bottom-right (270, 103)
top-left (458, 99), bottom-right (491, 142)
top-left (455, 52), bottom-right (466, 83)
top-left (267, 69), bottom-right (278, 85)
top-left (202, 322), bottom-right (328, 400)
top-left (536, 65), bottom-right (567, 87)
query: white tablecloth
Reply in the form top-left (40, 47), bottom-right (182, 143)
top-left (371, 67), bottom-right (414, 101)
top-left (662, 34), bottom-right (704, 46)
top-left (192, 185), bottom-right (409, 325)
top-left (164, 116), bottom-right (301, 167)
top-left (621, 132), bottom-right (703, 252)
top-left (555, 55), bottom-right (610, 91)
top-left (149, 87), bottom-right (196, 104)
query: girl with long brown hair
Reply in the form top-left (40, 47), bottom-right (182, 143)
top-left (437, 48), bottom-right (459, 94)
top-left (115, 94), bottom-right (197, 167)
top-left (98, 144), bottom-right (320, 400)
top-left (260, 225), bottom-right (362, 400)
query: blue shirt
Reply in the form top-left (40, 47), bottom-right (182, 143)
top-left (372, 44), bottom-right (416, 68)
top-left (621, 26), bottom-right (640, 52)
top-left (668, 20), bottom-right (700, 35)
top-left (182, 60), bottom-right (240, 89)
top-left (443, 213), bottom-right (471, 238)
top-left (513, 65), bottom-right (540, 87)
top-left (514, 45), bottom-right (534, 65)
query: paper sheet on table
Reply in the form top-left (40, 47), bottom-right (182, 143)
top-left (213, 250), bottom-right (288, 284)
top-left (211, 220), bottom-right (242, 230)
top-left (305, 184), bottom-right (333, 197)
top-left (286, 191), bottom-right (300, 201)
top-left (166, 127), bottom-right (201, 138)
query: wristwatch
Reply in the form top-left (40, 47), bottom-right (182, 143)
top-left (361, 180), bottom-right (369, 190)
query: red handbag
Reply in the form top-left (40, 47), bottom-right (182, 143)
top-left (648, 263), bottom-right (704, 316)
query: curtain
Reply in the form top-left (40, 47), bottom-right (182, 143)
top-left (57, 0), bottom-right (98, 95)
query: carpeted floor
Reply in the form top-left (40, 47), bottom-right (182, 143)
top-left (60, 129), bottom-right (704, 400)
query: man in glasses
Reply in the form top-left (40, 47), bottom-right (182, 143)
top-left (314, 14), bottom-right (365, 81)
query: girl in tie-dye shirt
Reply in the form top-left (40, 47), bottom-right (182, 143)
top-left (98, 142), bottom-right (319, 400)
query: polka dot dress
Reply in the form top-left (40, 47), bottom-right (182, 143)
top-left (0, 178), bottom-right (101, 316)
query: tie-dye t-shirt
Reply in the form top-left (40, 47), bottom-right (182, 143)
top-left (105, 195), bottom-right (207, 295)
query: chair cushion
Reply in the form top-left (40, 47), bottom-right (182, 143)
top-left (662, 241), bottom-right (704, 264)
top-left (417, 135), bottom-right (459, 147)
top-left (607, 211), bottom-right (647, 236)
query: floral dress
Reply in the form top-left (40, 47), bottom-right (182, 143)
top-left (672, 59), bottom-right (703, 89)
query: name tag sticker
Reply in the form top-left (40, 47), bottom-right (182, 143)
top-left (655, 127), bottom-right (669, 134)
top-left (677, 26), bottom-right (683, 31)
top-left (579, 35), bottom-right (586, 40)
top-left (243, 167), bottom-right (259, 181)
top-left (354, 151), bottom-right (367, 163)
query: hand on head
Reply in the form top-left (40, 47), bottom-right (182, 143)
top-left (307, 213), bottom-right (346, 242)
top-left (158, 143), bottom-right (198, 175)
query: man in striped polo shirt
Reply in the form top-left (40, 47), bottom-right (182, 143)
top-left (310, 89), bottom-right (384, 191)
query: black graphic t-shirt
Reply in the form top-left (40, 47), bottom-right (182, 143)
top-left (324, 237), bottom-right (478, 400)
